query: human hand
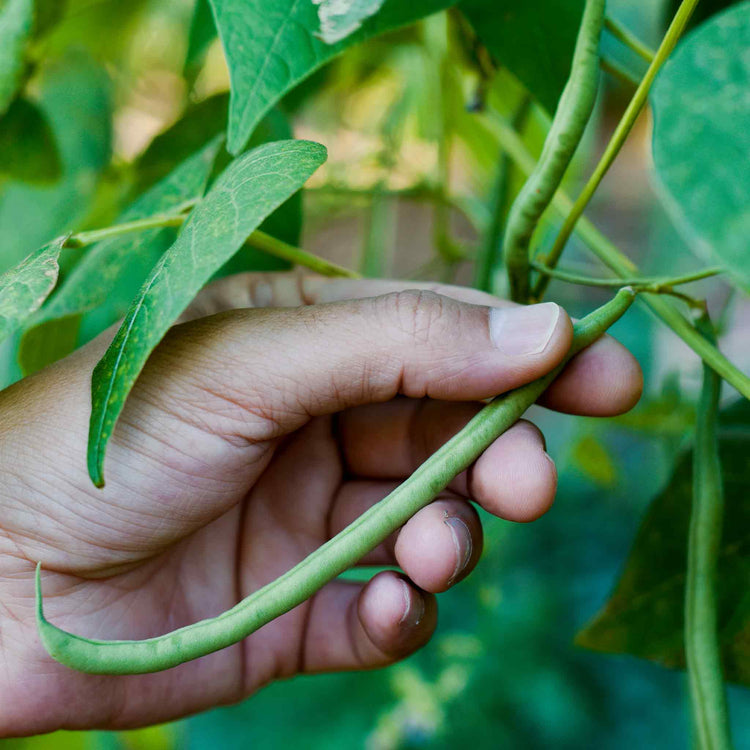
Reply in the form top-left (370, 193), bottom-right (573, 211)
top-left (0, 275), bottom-right (642, 735)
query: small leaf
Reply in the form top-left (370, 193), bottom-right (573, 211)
top-left (576, 400), bottom-right (750, 686)
top-left (651, 3), bottom-right (750, 294)
top-left (0, 97), bottom-right (62, 184)
top-left (0, 235), bottom-right (67, 345)
top-left (0, 0), bottom-right (33, 115)
top-left (207, 0), bottom-right (455, 154)
top-left (18, 136), bottom-right (224, 373)
top-left (313, 0), bottom-right (387, 44)
top-left (459, 0), bottom-right (585, 114)
top-left (87, 139), bottom-right (327, 486)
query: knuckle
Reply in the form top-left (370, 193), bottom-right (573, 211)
top-left (378, 289), bottom-right (451, 344)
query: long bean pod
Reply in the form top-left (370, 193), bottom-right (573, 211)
top-left (503, 0), bottom-right (605, 303)
top-left (685, 314), bottom-right (733, 750)
top-left (37, 288), bottom-right (636, 675)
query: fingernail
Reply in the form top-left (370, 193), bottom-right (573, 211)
top-left (445, 516), bottom-right (473, 585)
top-left (398, 580), bottom-right (425, 627)
top-left (489, 303), bottom-right (561, 356)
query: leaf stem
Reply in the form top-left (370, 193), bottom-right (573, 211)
top-left (534, 0), bottom-right (701, 301)
top-left (246, 230), bottom-right (361, 279)
top-left (66, 207), bottom-right (360, 280)
top-left (604, 16), bottom-right (657, 63)
top-left (490, 115), bottom-right (750, 400)
top-left (531, 261), bottom-right (722, 290)
top-left (66, 214), bottom-right (186, 248)
top-left (686, 313), bottom-right (733, 750)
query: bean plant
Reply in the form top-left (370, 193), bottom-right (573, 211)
top-left (0, 0), bottom-right (748, 747)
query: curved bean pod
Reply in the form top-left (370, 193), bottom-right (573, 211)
top-left (504, 0), bottom-right (605, 303)
top-left (36, 288), bottom-right (636, 675)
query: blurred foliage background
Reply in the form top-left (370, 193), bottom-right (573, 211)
top-left (0, 0), bottom-right (748, 746)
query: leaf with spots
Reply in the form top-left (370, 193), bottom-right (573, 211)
top-left (207, 0), bottom-right (455, 154)
top-left (0, 235), bottom-right (67, 345)
top-left (87, 139), bottom-right (327, 487)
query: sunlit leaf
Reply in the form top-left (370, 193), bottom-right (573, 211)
top-left (651, 2), bottom-right (750, 294)
top-left (0, 0), bottom-right (33, 115)
top-left (576, 400), bottom-right (750, 686)
top-left (0, 235), bottom-right (67, 345)
top-left (459, 0), bottom-right (585, 114)
top-left (207, 0), bottom-right (455, 154)
top-left (87, 139), bottom-right (327, 486)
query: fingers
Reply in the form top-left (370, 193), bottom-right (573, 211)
top-left (339, 400), bottom-right (558, 521)
top-left (172, 289), bottom-right (573, 441)
top-left (539, 334), bottom-right (643, 415)
top-left (187, 273), bottom-right (643, 417)
top-left (301, 572), bottom-right (437, 674)
top-left (329, 485), bottom-right (482, 590)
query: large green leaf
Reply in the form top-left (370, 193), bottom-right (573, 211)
top-left (207, 0), bottom-right (455, 154)
top-left (0, 0), bottom-right (33, 115)
top-left (17, 136), bottom-right (224, 374)
top-left (0, 236), bottom-right (67, 345)
top-left (0, 97), bottom-right (62, 184)
top-left (459, 0), bottom-right (585, 114)
top-left (87, 139), bottom-right (327, 486)
top-left (651, 2), bottom-right (750, 294)
top-left (576, 400), bottom-right (750, 686)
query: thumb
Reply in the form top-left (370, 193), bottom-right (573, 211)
top-left (167, 289), bottom-right (573, 439)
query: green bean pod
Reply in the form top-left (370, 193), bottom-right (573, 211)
top-left (685, 313), bottom-right (733, 750)
top-left (36, 288), bottom-right (636, 675)
top-left (504, 0), bottom-right (605, 303)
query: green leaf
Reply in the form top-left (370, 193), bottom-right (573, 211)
top-left (0, 97), bottom-right (62, 184)
top-left (314, 0), bottom-right (387, 44)
top-left (184, 0), bottom-right (217, 79)
top-left (459, 0), bottom-right (585, 114)
top-left (87, 139), bottom-right (327, 486)
top-left (576, 399), bottom-right (750, 686)
top-left (0, 52), bottom-right (112, 273)
top-left (0, 0), bottom-right (33, 115)
top-left (651, 2), bottom-right (750, 294)
top-left (0, 235), bottom-right (67, 345)
top-left (207, 0), bottom-right (455, 154)
top-left (134, 98), bottom-right (302, 274)
top-left (17, 137), bottom-right (224, 374)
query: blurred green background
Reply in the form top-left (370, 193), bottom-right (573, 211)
top-left (0, 0), bottom-right (748, 746)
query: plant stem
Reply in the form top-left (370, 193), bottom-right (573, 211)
top-left (531, 261), bottom-right (722, 289)
top-left (534, 0), bottom-right (701, 301)
top-left (686, 314), bottom-right (733, 750)
top-left (67, 208), bottom-right (360, 280)
top-left (246, 231), bottom-right (361, 279)
top-left (490, 115), bottom-right (750, 400)
top-left (66, 214), bottom-right (186, 248)
top-left (604, 16), bottom-right (656, 63)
